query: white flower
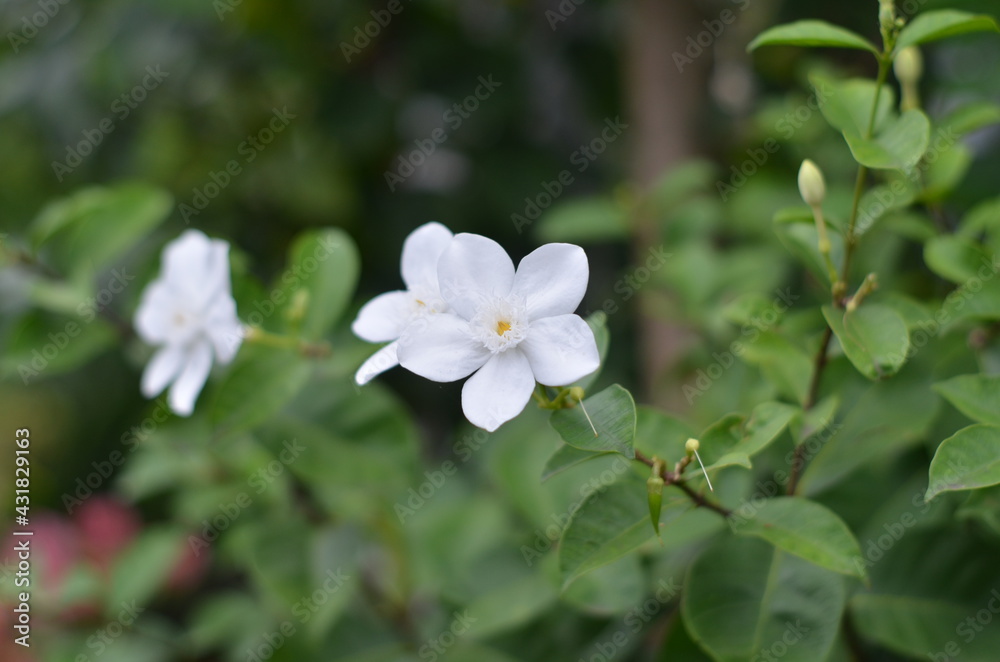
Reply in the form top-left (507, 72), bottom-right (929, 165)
top-left (134, 230), bottom-right (243, 416)
top-left (352, 222), bottom-right (453, 385)
top-left (397, 233), bottom-right (599, 431)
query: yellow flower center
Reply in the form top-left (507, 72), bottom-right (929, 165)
top-left (496, 320), bottom-right (512, 336)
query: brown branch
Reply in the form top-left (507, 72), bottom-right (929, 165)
top-left (634, 449), bottom-right (732, 517)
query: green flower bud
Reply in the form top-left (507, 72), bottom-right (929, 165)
top-left (797, 159), bottom-right (826, 207)
top-left (894, 47), bottom-right (923, 85)
top-left (685, 438), bottom-right (700, 455)
top-left (647, 469), bottom-right (664, 539)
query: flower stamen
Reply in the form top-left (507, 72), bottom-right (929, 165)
top-left (496, 320), bottom-right (511, 335)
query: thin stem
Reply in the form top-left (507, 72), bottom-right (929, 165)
top-left (634, 449), bottom-right (732, 517)
top-left (245, 326), bottom-right (330, 358)
top-left (793, 55), bottom-right (892, 494)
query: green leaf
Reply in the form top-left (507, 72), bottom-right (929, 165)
top-left (920, 143), bottom-right (971, 202)
top-left (541, 444), bottom-right (612, 481)
top-left (683, 537), bottom-right (846, 662)
top-left (812, 76), bottom-right (895, 137)
top-left (465, 573), bottom-right (558, 640)
top-left (282, 228), bottom-right (359, 340)
top-left (934, 374), bottom-right (1000, 426)
top-left (559, 472), bottom-right (687, 588)
top-left (107, 526), bottom-right (184, 613)
top-left (940, 101), bottom-right (1000, 137)
top-left (739, 332), bottom-right (813, 405)
top-left (738, 401), bottom-right (798, 456)
top-left (843, 109), bottom-right (931, 170)
top-left (823, 304), bottom-right (910, 380)
top-left (924, 235), bottom-right (992, 284)
top-left (772, 217), bottom-right (845, 287)
top-left (894, 10), bottom-right (1000, 53)
top-left (926, 424), bottom-right (1000, 501)
top-left (748, 20), bottom-right (878, 53)
top-left (30, 184), bottom-right (172, 278)
top-left (850, 594), bottom-right (1000, 662)
top-left (550, 384), bottom-right (636, 458)
top-left (535, 196), bottom-right (628, 243)
top-left (210, 345), bottom-right (311, 436)
top-left (696, 414), bottom-right (751, 473)
top-left (730, 497), bottom-right (866, 579)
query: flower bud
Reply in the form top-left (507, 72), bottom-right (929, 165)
top-left (879, 0), bottom-right (896, 32)
top-left (685, 438), bottom-right (700, 454)
top-left (286, 288), bottom-right (310, 324)
top-left (797, 159), bottom-right (826, 207)
top-left (647, 459), bottom-right (665, 539)
top-left (568, 386), bottom-right (585, 403)
top-left (894, 47), bottom-right (923, 85)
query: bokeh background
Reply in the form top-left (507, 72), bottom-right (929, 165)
top-left (2, 0), bottom-right (1000, 660)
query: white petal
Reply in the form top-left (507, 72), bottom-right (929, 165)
top-left (437, 233), bottom-right (515, 321)
top-left (401, 222), bottom-right (453, 291)
top-left (355, 341), bottom-right (399, 385)
top-left (396, 313), bottom-right (491, 382)
top-left (161, 231), bottom-right (232, 305)
top-left (140, 345), bottom-right (185, 398)
top-left (512, 243), bottom-right (589, 320)
top-left (204, 295), bottom-right (244, 364)
top-left (351, 291), bottom-right (412, 343)
top-left (134, 280), bottom-right (176, 344)
top-left (461, 350), bottom-right (536, 431)
top-left (520, 314), bottom-right (600, 386)
top-left (167, 340), bottom-right (214, 417)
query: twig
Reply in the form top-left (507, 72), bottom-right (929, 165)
top-left (634, 449), bottom-right (732, 517)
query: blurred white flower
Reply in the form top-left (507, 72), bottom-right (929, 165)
top-left (134, 230), bottom-right (242, 416)
top-left (352, 222), bottom-right (453, 385)
top-left (397, 233), bottom-right (599, 431)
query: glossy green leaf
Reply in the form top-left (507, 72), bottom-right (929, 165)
top-left (926, 424), bottom-right (1000, 501)
top-left (894, 10), bottom-right (1000, 52)
top-left (812, 76), bottom-right (895, 137)
top-left (772, 218), bottom-right (845, 287)
top-left (210, 345), bottom-right (311, 436)
top-left (739, 332), bottom-right (813, 405)
top-left (282, 228), bottom-right (359, 340)
top-left (730, 496), bottom-right (866, 579)
top-left (683, 537), bottom-right (846, 662)
top-left (550, 384), bottom-right (636, 458)
top-left (823, 304), bottom-right (910, 380)
top-left (934, 374), bottom-right (1000, 426)
top-left (465, 573), bottom-right (557, 640)
top-left (696, 414), bottom-right (751, 473)
top-left (843, 109), bottom-right (931, 170)
top-left (748, 20), bottom-right (878, 53)
top-left (541, 444), bottom-right (612, 481)
top-left (559, 472), bottom-right (685, 588)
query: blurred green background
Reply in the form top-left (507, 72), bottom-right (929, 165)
top-left (2, 0), bottom-right (1000, 660)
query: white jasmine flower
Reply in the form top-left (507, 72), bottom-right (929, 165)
top-left (397, 233), bottom-right (599, 431)
top-left (352, 222), bottom-right (453, 385)
top-left (134, 230), bottom-right (243, 416)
